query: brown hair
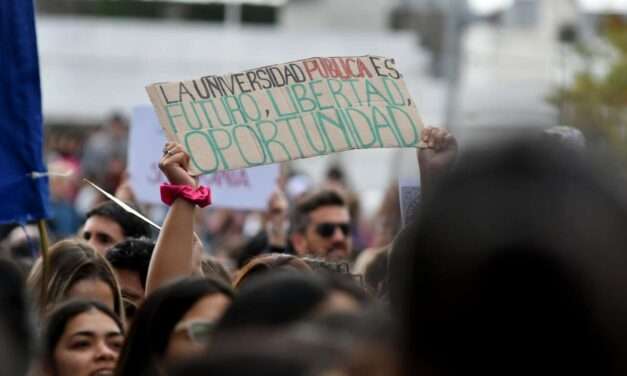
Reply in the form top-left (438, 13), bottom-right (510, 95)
top-left (288, 189), bottom-right (347, 236)
top-left (27, 239), bottom-right (124, 321)
top-left (233, 253), bottom-right (311, 288)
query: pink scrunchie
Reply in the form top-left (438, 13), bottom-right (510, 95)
top-left (160, 184), bottom-right (212, 208)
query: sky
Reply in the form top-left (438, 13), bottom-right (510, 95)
top-left (469, 0), bottom-right (627, 15)
top-left (577, 0), bottom-right (627, 13)
top-left (468, 0), bottom-right (514, 15)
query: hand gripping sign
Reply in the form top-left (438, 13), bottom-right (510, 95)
top-left (146, 55), bottom-right (424, 175)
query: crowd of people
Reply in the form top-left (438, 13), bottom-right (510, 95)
top-left (3, 118), bottom-right (627, 375)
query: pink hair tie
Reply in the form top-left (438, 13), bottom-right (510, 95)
top-left (160, 184), bottom-right (212, 208)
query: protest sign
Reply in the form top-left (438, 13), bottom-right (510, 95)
top-left (129, 105), bottom-right (280, 210)
top-left (146, 55), bottom-right (424, 175)
top-left (399, 177), bottom-right (421, 226)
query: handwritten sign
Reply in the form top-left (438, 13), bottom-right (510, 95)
top-left (146, 56), bottom-right (424, 175)
top-left (128, 106), bottom-right (280, 210)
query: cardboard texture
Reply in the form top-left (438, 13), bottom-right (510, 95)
top-left (146, 55), bottom-right (424, 175)
top-left (129, 105), bottom-right (280, 210)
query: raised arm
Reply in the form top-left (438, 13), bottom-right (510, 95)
top-left (145, 142), bottom-right (200, 295)
top-left (418, 127), bottom-right (458, 198)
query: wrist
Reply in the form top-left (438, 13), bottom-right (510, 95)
top-left (160, 183), bottom-right (211, 207)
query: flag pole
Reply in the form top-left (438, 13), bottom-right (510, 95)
top-left (37, 219), bottom-right (50, 302)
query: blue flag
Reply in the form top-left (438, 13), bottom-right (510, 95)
top-left (0, 0), bottom-right (50, 224)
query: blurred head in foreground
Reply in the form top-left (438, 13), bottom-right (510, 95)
top-left (390, 140), bottom-right (627, 375)
top-left (115, 277), bottom-right (234, 376)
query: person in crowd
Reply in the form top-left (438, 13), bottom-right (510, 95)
top-left (322, 163), bottom-right (367, 251)
top-left (236, 189), bottom-right (289, 268)
top-left (81, 201), bottom-right (153, 255)
top-left (287, 189), bottom-right (353, 261)
top-left (168, 328), bottom-right (347, 376)
top-left (233, 253), bottom-right (311, 288)
top-left (285, 127), bottom-right (457, 263)
top-left (216, 271), bottom-right (365, 333)
top-left (47, 158), bottom-right (81, 240)
top-left (105, 238), bottom-right (153, 320)
top-left (42, 300), bottom-right (124, 376)
top-left (143, 142), bottom-right (207, 295)
top-left (27, 239), bottom-right (124, 321)
top-left (0, 224), bottom-right (40, 275)
top-left (0, 259), bottom-right (34, 376)
top-left (115, 277), bottom-right (234, 376)
top-left (81, 112), bottom-right (129, 192)
top-left (390, 140), bottom-right (627, 375)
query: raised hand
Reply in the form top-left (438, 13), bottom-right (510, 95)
top-left (159, 142), bottom-right (196, 187)
top-left (418, 127), bottom-right (458, 179)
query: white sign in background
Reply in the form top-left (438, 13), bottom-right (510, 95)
top-left (128, 105), bottom-right (280, 210)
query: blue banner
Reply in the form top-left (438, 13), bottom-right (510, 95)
top-left (0, 0), bottom-right (50, 224)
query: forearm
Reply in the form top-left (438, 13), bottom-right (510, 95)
top-left (145, 198), bottom-right (195, 295)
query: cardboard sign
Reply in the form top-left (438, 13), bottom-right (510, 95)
top-left (146, 55), bottom-right (424, 175)
top-left (129, 105), bottom-right (280, 210)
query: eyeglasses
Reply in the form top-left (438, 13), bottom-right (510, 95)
top-left (315, 222), bottom-right (351, 238)
top-left (173, 320), bottom-right (216, 343)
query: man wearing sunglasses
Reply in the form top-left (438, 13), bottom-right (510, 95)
top-left (289, 189), bottom-right (353, 261)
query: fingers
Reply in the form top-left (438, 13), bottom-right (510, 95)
top-left (420, 127), bottom-right (454, 151)
top-left (159, 143), bottom-right (190, 170)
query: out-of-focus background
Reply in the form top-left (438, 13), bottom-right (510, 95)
top-left (34, 0), bottom-right (627, 258)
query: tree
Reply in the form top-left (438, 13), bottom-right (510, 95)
top-left (550, 16), bottom-right (627, 161)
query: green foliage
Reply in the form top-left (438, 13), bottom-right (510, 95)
top-left (550, 21), bottom-right (627, 158)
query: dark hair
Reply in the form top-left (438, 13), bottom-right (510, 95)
top-left (115, 277), bottom-right (234, 376)
top-left (86, 201), bottom-right (152, 240)
top-left (43, 300), bottom-right (124, 373)
top-left (364, 248), bottom-right (389, 296)
top-left (27, 240), bottom-right (124, 319)
top-left (288, 189), bottom-right (346, 236)
top-left (321, 270), bottom-right (370, 304)
top-left (106, 238), bottom-right (154, 289)
top-left (0, 259), bottom-right (34, 376)
top-left (216, 272), bottom-right (330, 332)
top-left (168, 329), bottom-right (344, 376)
top-left (391, 141), bottom-right (627, 375)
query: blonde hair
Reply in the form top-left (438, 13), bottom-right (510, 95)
top-left (27, 239), bottom-right (124, 321)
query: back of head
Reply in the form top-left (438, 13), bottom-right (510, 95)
top-left (391, 141), bottom-right (627, 375)
top-left (217, 272), bottom-right (329, 333)
top-left (86, 201), bottom-right (152, 239)
top-left (115, 277), bottom-right (233, 376)
top-left (233, 253), bottom-right (311, 288)
top-left (0, 259), bottom-right (33, 376)
top-left (106, 237), bottom-right (154, 289)
top-left (169, 329), bottom-right (343, 376)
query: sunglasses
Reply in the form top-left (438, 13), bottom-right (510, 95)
top-left (315, 222), bottom-right (351, 238)
top-left (174, 320), bottom-right (216, 343)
